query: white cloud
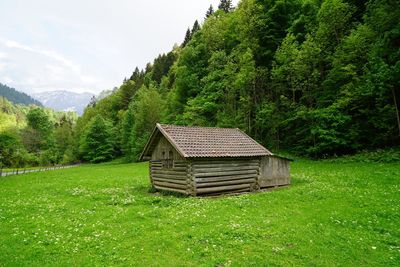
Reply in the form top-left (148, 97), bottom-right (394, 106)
top-left (0, 0), bottom-right (240, 94)
top-left (5, 40), bottom-right (31, 50)
top-left (81, 75), bottom-right (99, 84)
top-left (0, 39), bottom-right (103, 93)
top-left (0, 76), bottom-right (13, 84)
top-left (4, 40), bottom-right (80, 73)
top-left (0, 63), bottom-right (7, 71)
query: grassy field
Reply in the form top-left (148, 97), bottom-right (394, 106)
top-left (0, 160), bottom-right (399, 266)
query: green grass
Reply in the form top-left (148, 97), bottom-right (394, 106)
top-left (0, 160), bottom-right (399, 266)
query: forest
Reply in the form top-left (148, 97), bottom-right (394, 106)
top-left (1, 0), bottom-right (399, 167)
top-left (0, 83), bottom-right (42, 106)
top-left (0, 97), bottom-right (77, 168)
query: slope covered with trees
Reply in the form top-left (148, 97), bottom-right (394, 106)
top-left (0, 83), bottom-right (42, 106)
top-left (75, 0), bottom-right (400, 161)
top-left (0, 97), bottom-right (78, 168)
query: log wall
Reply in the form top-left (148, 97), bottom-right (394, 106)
top-left (191, 159), bottom-right (260, 195)
top-left (149, 155), bottom-right (290, 196)
top-left (150, 160), bottom-right (190, 195)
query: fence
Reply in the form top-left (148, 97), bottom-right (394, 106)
top-left (0, 164), bottom-right (80, 177)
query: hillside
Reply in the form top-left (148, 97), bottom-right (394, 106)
top-left (0, 83), bottom-right (42, 106)
top-left (0, 97), bottom-right (78, 168)
top-left (32, 90), bottom-right (94, 115)
top-left (76, 0), bottom-right (400, 164)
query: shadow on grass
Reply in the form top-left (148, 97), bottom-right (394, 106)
top-left (148, 186), bottom-right (189, 198)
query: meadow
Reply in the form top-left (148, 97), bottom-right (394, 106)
top-left (0, 159), bottom-right (399, 266)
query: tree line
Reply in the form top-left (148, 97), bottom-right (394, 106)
top-left (0, 83), bottom-right (42, 106)
top-left (77, 0), bottom-right (400, 162)
top-left (0, 97), bottom-right (77, 168)
top-left (2, 0), bottom-right (398, 167)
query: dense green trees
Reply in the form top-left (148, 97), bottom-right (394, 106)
top-left (0, 83), bottom-right (42, 106)
top-left (2, 0), bottom-right (398, 167)
top-left (71, 0), bottom-right (400, 162)
top-left (24, 108), bottom-right (54, 151)
top-left (0, 97), bottom-right (78, 168)
top-left (79, 115), bottom-right (115, 163)
top-left (218, 0), bottom-right (234, 12)
top-left (119, 85), bottom-right (166, 161)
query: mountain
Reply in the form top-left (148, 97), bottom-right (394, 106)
top-left (32, 90), bottom-right (94, 115)
top-left (0, 83), bottom-right (42, 106)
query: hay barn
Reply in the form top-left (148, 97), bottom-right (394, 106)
top-left (140, 124), bottom-right (291, 196)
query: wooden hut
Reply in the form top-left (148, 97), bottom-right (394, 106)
top-left (140, 124), bottom-right (291, 196)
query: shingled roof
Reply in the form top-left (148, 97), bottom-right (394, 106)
top-left (140, 123), bottom-right (273, 160)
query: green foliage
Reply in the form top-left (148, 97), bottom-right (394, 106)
top-left (0, 83), bottom-right (42, 106)
top-left (0, 94), bottom-right (78, 168)
top-left (205, 4), bottom-right (215, 18)
top-left (218, 0), bottom-right (234, 12)
top-left (0, 97), bottom-right (27, 131)
top-left (125, 85), bottom-right (166, 161)
top-left (182, 28), bottom-right (192, 47)
top-left (80, 115), bottom-right (115, 163)
top-left (326, 148), bottom-right (400, 163)
top-left (25, 108), bottom-right (54, 150)
top-left (151, 52), bottom-right (177, 85)
top-left (76, 0), bottom-right (400, 162)
top-left (0, 130), bottom-right (27, 168)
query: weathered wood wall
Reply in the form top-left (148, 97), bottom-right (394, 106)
top-left (150, 136), bottom-right (190, 194)
top-left (149, 142), bottom-right (290, 196)
top-left (259, 156), bottom-right (290, 188)
top-left (191, 159), bottom-right (260, 195)
top-left (151, 136), bottom-right (184, 161)
top-left (150, 160), bottom-right (189, 194)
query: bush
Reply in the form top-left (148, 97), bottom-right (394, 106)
top-left (325, 148), bottom-right (400, 163)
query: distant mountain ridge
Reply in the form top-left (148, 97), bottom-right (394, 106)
top-left (0, 83), bottom-right (42, 106)
top-left (32, 90), bottom-right (94, 115)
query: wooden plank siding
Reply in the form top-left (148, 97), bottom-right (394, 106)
top-left (151, 136), bottom-right (184, 161)
top-left (259, 156), bottom-right (290, 188)
top-left (150, 160), bottom-right (190, 194)
top-left (192, 159), bottom-right (260, 195)
top-left (150, 152), bottom-right (290, 195)
top-left (150, 135), bottom-right (191, 194)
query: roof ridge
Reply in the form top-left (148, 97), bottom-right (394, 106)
top-left (158, 123), bottom-right (242, 131)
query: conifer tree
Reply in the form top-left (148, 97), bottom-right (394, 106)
top-left (182, 28), bottom-right (191, 47)
top-left (80, 115), bottom-right (115, 163)
top-left (191, 20), bottom-right (200, 36)
top-left (218, 0), bottom-right (233, 12)
top-left (205, 5), bottom-right (214, 18)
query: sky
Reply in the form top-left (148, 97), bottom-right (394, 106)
top-left (0, 0), bottom-right (239, 95)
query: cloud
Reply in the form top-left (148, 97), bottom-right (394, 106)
top-left (4, 40), bottom-right (80, 73)
top-left (0, 76), bottom-right (13, 84)
top-left (0, 52), bottom-right (9, 71)
top-left (0, 39), bottom-right (103, 93)
top-left (0, 0), bottom-right (241, 94)
top-left (0, 63), bottom-right (7, 71)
